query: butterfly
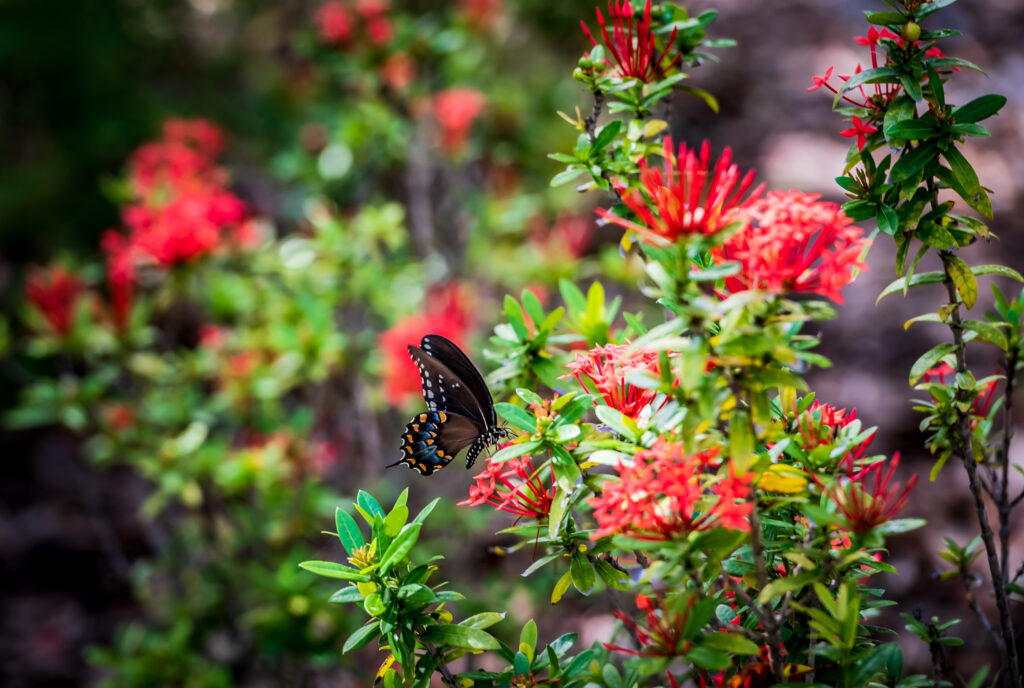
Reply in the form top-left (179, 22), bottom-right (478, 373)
top-left (387, 334), bottom-right (509, 476)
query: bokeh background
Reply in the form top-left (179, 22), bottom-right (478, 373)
top-left (2, 0), bottom-right (1023, 685)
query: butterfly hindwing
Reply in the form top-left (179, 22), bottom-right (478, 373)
top-left (420, 335), bottom-right (497, 426)
top-left (390, 411), bottom-right (484, 476)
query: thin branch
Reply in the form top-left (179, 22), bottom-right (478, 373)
top-left (999, 349), bottom-right (1018, 584)
top-left (959, 571), bottom-right (1004, 652)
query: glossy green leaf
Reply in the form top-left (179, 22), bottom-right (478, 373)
top-left (551, 570), bottom-right (573, 604)
top-left (335, 507), bottom-right (365, 555)
top-left (909, 343), bottom-right (957, 385)
top-left (421, 624), bottom-right (501, 651)
top-left (357, 491), bottom-right (385, 521)
top-left (702, 631), bottom-right (761, 655)
top-left (495, 402), bottom-right (537, 432)
top-left (877, 271), bottom-right (945, 304)
top-left (570, 552), bottom-right (594, 595)
top-left (343, 621), bottom-right (380, 654)
top-left (944, 254), bottom-right (978, 308)
top-left (299, 561), bottom-right (370, 582)
top-left (953, 94), bottom-right (1007, 123)
top-left (378, 523), bottom-right (422, 574)
top-left (943, 146), bottom-right (992, 218)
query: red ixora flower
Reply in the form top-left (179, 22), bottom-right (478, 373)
top-left (605, 592), bottom-right (695, 657)
top-left (715, 190), bottom-right (869, 304)
top-left (840, 115), bottom-right (878, 151)
top-left (597, 138), bottom-right (762, 245)
top-left (588, 438), bottom-right (752, 541)
top-left (820, 454), bottom-right (917, 533)
top-left (580, 0), bottom-right (680, 83)
top-left (432, 88), bottom-right (485, 154)
top-left (25, 264), bottom-right (83, 336)
top-left (378, 282), bottom-right (473, 406)
top-left (795, 401), bottom-right (876, 466)
top-left (561, 343), bottom-right (670, 418)
top-left (458, 454), bottom-right (556, 521)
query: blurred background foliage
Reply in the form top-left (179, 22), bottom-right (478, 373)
top-left (1, 0), bottom-right (1023, 686)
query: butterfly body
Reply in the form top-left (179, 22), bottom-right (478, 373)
top-left (388, 335), bottom-right (508, 476)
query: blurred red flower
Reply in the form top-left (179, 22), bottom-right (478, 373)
top-left (432, 88), bottom-right (485, 154)
top-left (458, 454), bottom-right (556, 522)
top-left (716, 190), bottom-right (869, 304)
top-left (597, 139), bottom-right (762, 244)
top-left (588, 438), bottom-right (752, 541)
top-left (562, 343), bottom-right (670, 418)
top-left (378, 283), bottom-right (473, 406)
top-left (581, 0), bottom-right (680, 83)
top-left (459, 0), bottom-right (502, 31)
top-left (114, 118), bottom-right (249, 268)
top-left (25, 264), bottom-right (83, 336)
top-left (314, 2), bottom-right (354, 44)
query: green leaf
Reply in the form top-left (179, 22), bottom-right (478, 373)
top-left (944, 254), bottom-right (978, 308)
top-left (421, 625), bottom-right (501, 652)
top-left (520, 619), bottom-right (538, 662)
top-left (877, 204), bottom-right (899, 235)
top-left (877, 271), bottom-right (945, 304)
top-left (834, 67), bottom-right (899, 107)
top-left (874, 518), bottom-right (927, 535)
top-left (701, 631), bottom-right (761, 655)
top-left (335, 508), bottom-right (365, 555)
top-left (891, 141), bottom-right (938, 182)
top-left (551, 570), bottom-right (572, 604)
top-left (516, 387), bottom-right (544, 407)
top-left (298, 561), bottom-right (370, 582)
top-left (329, 586), bottom-right (362, 603)
top-left (962, 320), bottom-right (1009, 350)
top-left (589, 119), bottom-right (622, 155)
top-left (505, 295), bottom-right (530, 341)
top-left (460, 612), bottom-right (506, 630)
top-left (972, 264), bottom-right (1024, 282)
top-left (942, 146), bottom-right (992, 219)
top-left (909, 343), bottom-right (957, 385)
top-left (728, 409), bottom-right (754, 472)
top-left (570, 552), bottom-right (594, 595)
top-left (357, 491), bottom-right (385, 522)
top-left (495, 402), bottom-right (537, 432)
top-left (953, 94), bottom-right (1007, 124)
top-left (886, 119), bottom-right (939, 140)
top-left (865, 11), bottom-right (906, 24)
top-left (384, 504), bottom-right (409, 538)
top-left (490, 439), bottom-right (543, 463)
top-left (758, 570), bottom-right (819, 604)
top-left (378, 523), bottom-right (422, 574)
top-left (550, 166), bottom-right (586, 187)
top-left (916, 221), bottom-right (958, 249)
top-left (343, 621), bottom-right (380, 653)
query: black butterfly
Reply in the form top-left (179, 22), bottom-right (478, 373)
top-left (387, 334), bottom-right (508, 476)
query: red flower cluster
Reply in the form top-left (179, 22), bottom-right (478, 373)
top-left (716, 190), bottom-right (869, 304)
top-left (378, 283), bottom-right (473, 406)
top-left (432, 88), bottom-right (486, 154)
top-left (101, 231), bottom-right (135, 331)
top-left (821, 454), bottom-right (917, 533)
top-left (605, 592), bottom-right (695, 657)
top-left (581, 0), bottom-right (680, 83)
top-left (588, 439), bottom-right (753, 541)
top-left (458, 454), bottom-right (556, 522)
top-left (115, 119), bottom-right (248, 268)
top-left (25, 264), bottom-right (83, 336)
top-left (529, 214), bottom-right (593, 260)
top-left (597, 139), bottom-right (762, 245)
top-left (314, 0), bottom-right (392, 48)
top-left (562, 343), bottom-right (669, 418)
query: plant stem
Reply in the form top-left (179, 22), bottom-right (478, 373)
top-left (999, 348), bottom-right (1018, 585)
top-left (942, 271), bottom-right (1020, 685)
top-left (748, 503), bottom-right (784, 682)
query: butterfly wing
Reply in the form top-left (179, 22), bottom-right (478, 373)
top-left (408, 344), bottom-right (488, 424)
top-left (420, 335), bottom-right (496, 427)
top-left (389, 411), bottom-right (484, 476)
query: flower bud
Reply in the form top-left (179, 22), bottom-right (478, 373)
top-left (573, 67), bottom-right (586, 81)
top-left (579, 56), bottom-right (594, 70)
top-left (901, 21), bottom-right (921, 43)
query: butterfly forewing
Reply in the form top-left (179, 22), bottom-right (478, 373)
top-left (420, 335), bottom-right (497, 427)
top-left (391, 411), bottom-right (483, 476)
top-left (408, 345), bottom-right (488, 424)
